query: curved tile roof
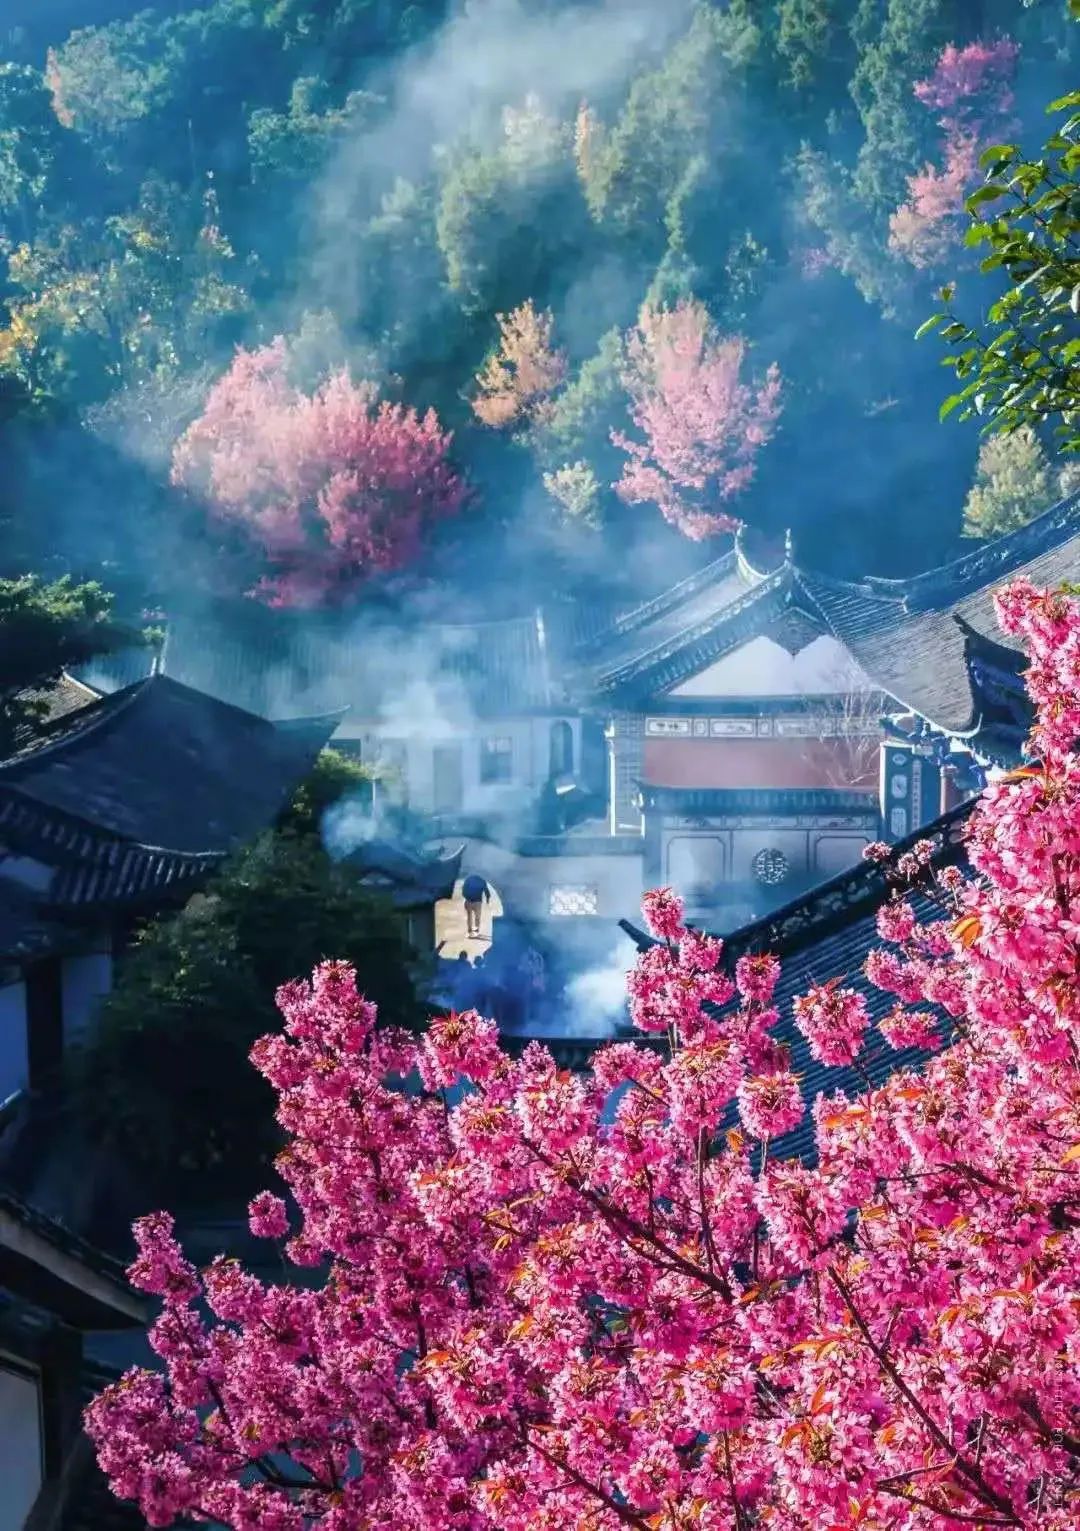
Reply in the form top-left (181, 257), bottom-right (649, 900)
top-left (798, 489), bottom-right (1080, 734)
top-left (0, 675), bottom-right (337, 853)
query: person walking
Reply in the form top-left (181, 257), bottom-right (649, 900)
top-left (461, 872), bottom-right (491, 938)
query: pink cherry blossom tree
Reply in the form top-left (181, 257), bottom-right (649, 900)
top-left (171, 339), bottom-right (468, 607)
top-left (611, 299), bottom-right (782, 541)
top-left (87, 576), bottom-right (1080, 1527)
top-left (890, 39), bottom-right (1020, 270)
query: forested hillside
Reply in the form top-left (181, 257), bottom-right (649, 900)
top-left (1, 0), bottom-right (1077, 610)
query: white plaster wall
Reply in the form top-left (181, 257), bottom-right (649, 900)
top-left (0, 1362), bottom-right (42, 1531)
top-left (812, 832), bottom-right (874, 878)
top-left (0, 982), bottom-right (28, 1105)
top-left (332, 717), bottom-right (583, 816)
top-left (669, 635), bottom-right (871, 699)
top-left (660, 824), bottom-right (875, 892)
top-left (62, 949), bottom-right (114, 1046)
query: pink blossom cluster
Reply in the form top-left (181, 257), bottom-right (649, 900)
top-left (87, 577), bottom-right (1080, 1529)
top-left (890, 38), bottom-right (1020, 270)
top-left (612, 299), bottom-right (782, 542)
top-left (171, 339), bottom-right (468, 607)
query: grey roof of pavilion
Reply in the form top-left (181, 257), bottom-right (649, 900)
top-left (344, 838), bottom-right (465, 908)
top-left (618, 797), bottom-right (975, 1161)
top-left (578, 491), bottom-right (1080, 734)
top-left (7, 671), bottom-right (103, 749)
top-left (141, 605), bottom-right (565, 719)
top-left (74, 590), bottom-right (637, 723)
top-left (798, 489), bottom-right (1080, 735)
top-left (0, 674), bottom-right (338, 854)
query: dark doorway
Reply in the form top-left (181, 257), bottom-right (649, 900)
top-left (549, 720), bottom-right (574, 777)
top-left (25, 957), bottom-right (63, 1089)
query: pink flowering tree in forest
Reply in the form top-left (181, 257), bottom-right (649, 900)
top-left (890, 39), bottom-right (1020, 270)
top-left (171, 339), bottom-right (468, 607)
top-left (87, 577), bottom-right (1080, 1527)
top-left (612, 299), bottom-right (782, 541)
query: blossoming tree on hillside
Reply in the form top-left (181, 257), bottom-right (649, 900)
top-left (612, 299), bottom-right (782, 541)
top-left (87, 578), bottom-right (1080, 1526)
top-left (171, 338), bottom-right (468, 607)
top-left (889, 38), bottom-right (1020, 270)
top-left (471, 300), bottom-right (567, 430)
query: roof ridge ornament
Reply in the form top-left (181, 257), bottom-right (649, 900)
top-left (784, 527), bottom-right (794, 564)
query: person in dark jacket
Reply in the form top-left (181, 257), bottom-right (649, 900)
top-left (461, 872), bottom-right (491, 937)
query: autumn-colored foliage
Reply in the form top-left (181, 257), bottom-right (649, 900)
top-left (171, 339), bottom-right (468, 607)
top-left (85, 581), bottom-right (1080, 1527)
top-left (612, 299), bottom-right (781, 540)
top-left (471, 300), bottom-right (567, 430)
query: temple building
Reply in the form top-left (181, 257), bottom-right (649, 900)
top-left (0, 672), bottom-right (337, 1117)
top-left (86, 490), bottom-right (1080, 942)
top-left (0, 1183), bottom-right (149, 1531)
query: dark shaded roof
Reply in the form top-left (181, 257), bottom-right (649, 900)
top-left (0, 1186), bottom-right (147, 1330)
top-left (48, 843), bottom-right (224, 911)
top-left (8, 671), bottom-right (101, 749)
top-left (618, 798), bottom-right (975, 1161)
top-left (0, 675), bottom-right (338, 854)
top-left (344, 839), bottom-right (464, 908)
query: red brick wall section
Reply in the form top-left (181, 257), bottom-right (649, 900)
top-left (642, 737), bottom-right (878, 791)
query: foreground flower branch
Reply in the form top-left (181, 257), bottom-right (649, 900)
top-left (89, 578), bottom-right (1080, 1527)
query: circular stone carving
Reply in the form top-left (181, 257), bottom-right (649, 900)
top-left (752, 847), bottom-right (790, 886)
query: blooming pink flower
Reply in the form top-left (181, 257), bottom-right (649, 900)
top-left (85, 576), bottom-right (1080, 1531)
top-left (737, 1068), bottom-right (805, 1140)
top-left (248, 1191), bottom-right (289, 1240)
top-left (792, 981), bottom-right (869, 1065)
top-left (736, 951), bottom-right (781, 1004)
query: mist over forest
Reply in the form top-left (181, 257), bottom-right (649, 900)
top-left (1, 0), bottom-right (1078, 619)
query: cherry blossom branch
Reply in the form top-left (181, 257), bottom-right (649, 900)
top-left (829, 1271), bottom-right (1020, 1524)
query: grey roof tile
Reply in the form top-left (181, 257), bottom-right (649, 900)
top-left (0, 676), bottom-right (337, 853)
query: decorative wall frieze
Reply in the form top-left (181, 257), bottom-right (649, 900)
top-left (667, 814), bottom-right (880, 832)
top-left (645, 714), bottom-right (881, 739)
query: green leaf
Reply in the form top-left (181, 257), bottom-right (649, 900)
top-left (966, 183), bottom-right (1007, 210)
top-left (979, 144), bottom-right (1020, 169)
top-left (940, 394), bottom-right (964, 421)
top-left (914, 313), bottom-right (945, 341)
top-left (1049, 89), bottom-right (1080, 111)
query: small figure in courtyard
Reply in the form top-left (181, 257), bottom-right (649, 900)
top-left (461, 872), bottom-right (491, 938)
